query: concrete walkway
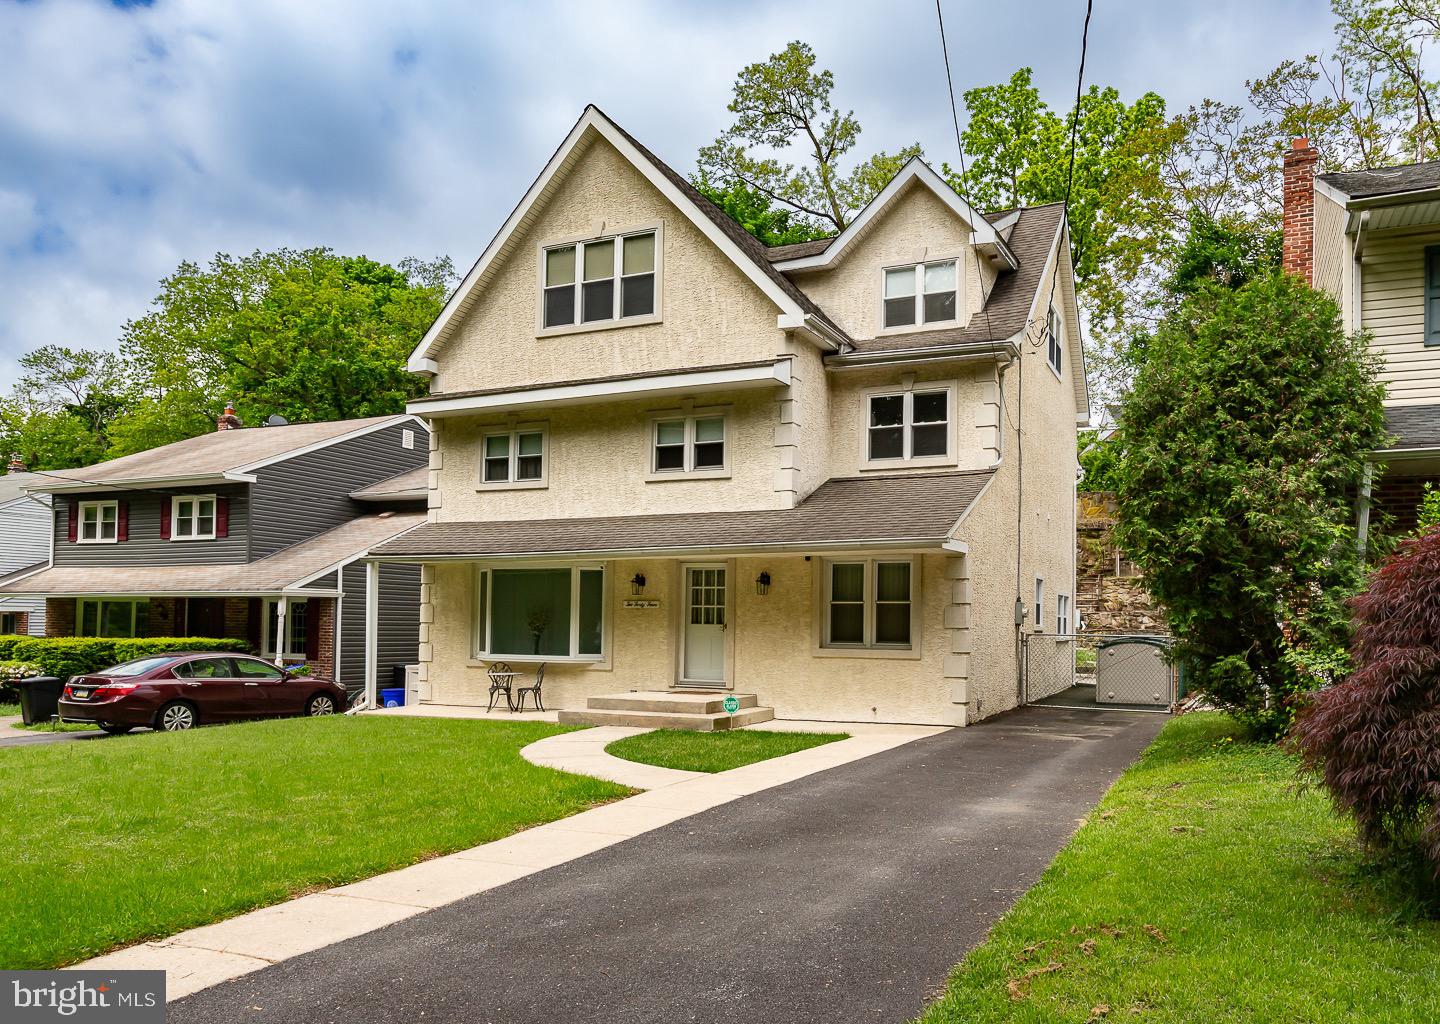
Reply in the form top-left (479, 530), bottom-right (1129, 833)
top-left (167, 706), bottom-right (1163, 1024)
top-left (74, 716), bottom-right (942, 1000)
top-left (521, 725), bottom-right (705, 788)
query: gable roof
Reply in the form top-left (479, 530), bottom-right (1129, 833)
top-left (0, 472), bottom-right (47, 509)
top-left (1319, 161), bottom-right (1440, 200)
top-left (23, 415), bottom-right (418, 493)
top-left (407, 106), bottom-right (848, 375)
top-left (768, 158), bottom-right (1016, 273)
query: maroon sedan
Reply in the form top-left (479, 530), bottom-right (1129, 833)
top-left (57, 653), bottom-right (348, 734)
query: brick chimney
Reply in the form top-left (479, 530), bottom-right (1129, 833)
top-left (216, 402), bottom-right (243, 431)
top-left (1282, 137), bottom-right (1319, 285)
top-left (6, 452), bottom-right (25, 474)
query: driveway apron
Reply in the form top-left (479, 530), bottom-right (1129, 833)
top-left (170, 706), bottom-right (1165, 1024)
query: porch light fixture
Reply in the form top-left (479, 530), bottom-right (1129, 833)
top-left (629, 572), bottom-right (647, 596)
top-left (755, 571), bottom-right (772, 596)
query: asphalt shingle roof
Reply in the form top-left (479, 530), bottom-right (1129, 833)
top-left (1319, 161), bottom-right (1440, 199)
top-left (1384, 404), bottom-right (1440, 450)
top-left (372, 471), bottom-right (993, 558)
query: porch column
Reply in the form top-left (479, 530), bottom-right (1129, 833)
top-left (364, 561), bottom-right (379, 708)
top-left (273, 596), bottom-right (288, 667)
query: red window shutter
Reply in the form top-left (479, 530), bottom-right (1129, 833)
top-left (116, 501), bottom-right (129, 542)
top-left (160, 499), bottom-right (171, 540)
top-left (66, 500), bottom-right (78, 543)
top-left (216, 497), bottom-right (229, 538)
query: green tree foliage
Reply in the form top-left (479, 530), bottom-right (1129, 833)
top-left (1077, 429), bottom-right (1123, 492)
top-left (1, 249), bottom-right (454, 469)
top-left (697, 41), bottom-right (922, 235)
top-left (1114, 275), bottom-right (1388, 738)
top-left (1165, 209), bottom-right (1282, 298)
top-left (691, 175), bottom-right (832, 247)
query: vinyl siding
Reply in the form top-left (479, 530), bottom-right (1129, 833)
top-left (52, 484), bottom-right (250, 567)
top-left (338, 560), bottom-right (421, 695)
top-left (0, 496), bottom-right (51, 634)
top-left (249, 422), bottom-right (428, 558)
top-left (1360, 225), bottom-right (1440, 405)
top-left (1313, 190), bottom-right (1347, 302)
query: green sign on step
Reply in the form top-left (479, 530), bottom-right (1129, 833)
top-left (722, 695), bottom-right (740, 715)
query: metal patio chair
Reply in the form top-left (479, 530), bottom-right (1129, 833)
top-left (513, 663), bottom-right (547, 712)
top-left (486, 662), bottom-right (517, 713)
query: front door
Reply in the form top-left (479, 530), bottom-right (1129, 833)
top-left (681, 565), bottom-right (727, 686)
top-left (187, 598), bottom-right (226, 638)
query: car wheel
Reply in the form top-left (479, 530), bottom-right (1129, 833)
top-left (99, 724), bottom-right (134, 735)
top-left (305, 693), bottom-right (337, 717)
top-left (156, 702), bottom-right (197, 731)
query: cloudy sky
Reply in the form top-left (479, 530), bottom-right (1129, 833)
top-left (1, 0), bottom-right (1334, 388)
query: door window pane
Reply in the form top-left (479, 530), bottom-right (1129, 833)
top-left (578, 569), bottom-right (604, 655)
top-left (490, 569), bottom-right (572, 657)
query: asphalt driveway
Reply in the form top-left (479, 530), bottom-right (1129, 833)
top-left (171, 706), bottom-right (1164, 1024)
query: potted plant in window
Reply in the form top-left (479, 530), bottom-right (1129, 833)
top-left (526, 607), bottom-right (550, 656)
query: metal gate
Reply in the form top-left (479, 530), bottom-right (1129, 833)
top-left (1021, 631), bottom-right (1177, 711)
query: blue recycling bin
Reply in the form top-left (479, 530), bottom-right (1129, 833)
top-left (379, 687), bottom-right (405, 708)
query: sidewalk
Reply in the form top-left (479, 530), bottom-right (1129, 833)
top-left (74, 716), bottom-right (946, 1000)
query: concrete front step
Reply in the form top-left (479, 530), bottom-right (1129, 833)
top-left (586, 691), bottom-right (759, 715)
top-left (557, 706), bottom-right (775, 732)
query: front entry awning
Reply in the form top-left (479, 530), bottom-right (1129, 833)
top-left (370, 470), bottom-right (995, 561)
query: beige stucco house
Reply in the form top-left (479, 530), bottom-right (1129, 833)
top-left (1285, 140), bottom-right (1440, 537)
top-left (368, 106), bottom-right (1087, 727)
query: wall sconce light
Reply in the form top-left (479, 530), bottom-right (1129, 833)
top-left (629, 572), bottom-right (647, 596)
top-left (755, 571), bottom-right (772, 596)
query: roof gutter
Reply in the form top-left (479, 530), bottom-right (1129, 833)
top-left (366, 536), bottom-right (953, 563)
top-left (24, 471), bottom-right (258, 495)
top-left (826, 337), bottom-right (1021, 369)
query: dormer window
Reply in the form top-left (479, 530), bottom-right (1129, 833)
top-left (543, 229), bottom-right (657, 330)
top-left (883, 259), bottom-right (960, 330)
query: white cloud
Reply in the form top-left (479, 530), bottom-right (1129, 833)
top-left (0, 0), bottom-right (1334, 384)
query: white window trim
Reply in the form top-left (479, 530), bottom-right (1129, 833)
top-left (536, 222), bottom-right (664, 338)
top-left (811, 556), bottom-right (922, 660)
top-left (402, 428), bottom-right (416, 450)
top-left (860, 381), bottom-right (958, 471)
top-left (469, 562), bottom-right (611, 665)
top-left (261, 598), bottom-right (310, 658)
top-left (77, 500), bottom-right (119, 544)
top-left (477, 423), bottom-right (549, 491)
top-left (1046, 302), bottom-right (1064, 380)
top-left (645, 407), bottom-right (731, 482)
top-left (170, 493), bottom-right (218, 542)
top-left (877, 255), bottom-right (964, 336)
top-left (1057, 593), bottom-right (1071, 637)
top-left (77, 597), bottom-right (146, 638)
top-left (1034, 577), bottom-right (1045, 633)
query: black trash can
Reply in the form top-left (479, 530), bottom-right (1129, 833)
top-left (15, 676), bottom-right (63, 726)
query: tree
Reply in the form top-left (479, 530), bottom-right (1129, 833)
top-left (1114, 275), bottom-right (1388, 738)
top-left (1165, 209), bottom-right (1282, 298)
top-left (697, 41), bottom-right (923, 235)
top-left (1077, 429), bottom-right (1123, 492)
top-left (1290, 527), bottom-right (1440, 895)
top-left (0, 400), bottom-right (107, 472)
top-left (691, 175), bottom-right (833, 247)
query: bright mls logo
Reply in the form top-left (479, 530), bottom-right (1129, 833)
top-left (3, 971), bottom-right (164, 1022)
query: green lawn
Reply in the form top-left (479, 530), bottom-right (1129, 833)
top-left (0, 702), bottom-right (18, 717)
top-left (1, 716), bottom-right (628, 969)
top-left (12, 719), bottom-right (97, 732)
top-left (919, 713), bottom-right (1440, 1024)
top-left (605, 728), bottom-right (846, 773)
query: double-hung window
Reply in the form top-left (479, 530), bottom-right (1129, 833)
top-left (78, 501), bottom-right (118, 543)
top-left (481, 427), bottom-right (546, 487)
top-left (1057, 593), bottom-right (1071, 636)
top-left (543, 230), bottom-right (657, 329)
top-left (882, 259), bottom-right (960, 329)
top-left (78, 598), bottom-right (147, 638)
top-left (1047, 302), bottom-right (1063, 375)
top-left (473, 565), bottom-right (606, 661)
top-left (172, 495), bottom-right (216, 540)
top-left (822, 559), bottom-right (916, 650)
top-left (651, 413), bottom-right (726, 476)
top-left (866, 388), bottom-right (950, 463)
top-left (1034, 578), bottom-right (1044, 631)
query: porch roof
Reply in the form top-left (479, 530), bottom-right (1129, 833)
top-left (370, 470), bottom-right (994, 559)
top-left (1382, 403), bottom-right (1440, 453)
top-left (0, 511), bottom-right (425, 597)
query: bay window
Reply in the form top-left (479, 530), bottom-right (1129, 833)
top-left (822, 559), bottom-right (915, 650)
top-left (882, 259), bottom-right (960, 329)
top-left (473, 565), bottom-right (606, 661)
top-left (542, 229), bottom-right (657, 329)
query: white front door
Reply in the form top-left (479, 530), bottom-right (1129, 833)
top-left (682, 565), bottom-right (727, 686)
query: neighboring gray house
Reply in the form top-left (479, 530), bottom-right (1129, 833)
top-left (0, 457), bottom-right (51, 636)
top-left (0, 413), bottom-right (429, 697)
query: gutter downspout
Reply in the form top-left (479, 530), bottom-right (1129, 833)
top-left (1357, 462), bottom-right (1374, 560)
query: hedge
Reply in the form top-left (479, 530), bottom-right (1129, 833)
top-left (0, 636), bottom-right (252, 681)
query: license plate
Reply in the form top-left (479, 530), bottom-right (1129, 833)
top-left (72, 689), bottom-right (90, 699)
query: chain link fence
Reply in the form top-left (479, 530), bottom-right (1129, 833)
top-left (1022, 631), bottom-right (1177, 710)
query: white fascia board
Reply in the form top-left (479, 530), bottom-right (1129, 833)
top-left (772, 159), bottom-right (1005, 272)
top-left (407, 106), bottom-right (804, 374)
top-left (233, 415), bottom-right (426, 475)
top-left (1314, 177), bottom-right (1353, 209)
top-left (1023, 214), bottom-right (1090, 420)
top-left (410, 359), bottom-right (793, 418)
top-left (366, 537), bottom-right (948, 563)
top-left (776, 313), bottom-right (845, 350)
top-left (24, 472), bottom-right (257, 495)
